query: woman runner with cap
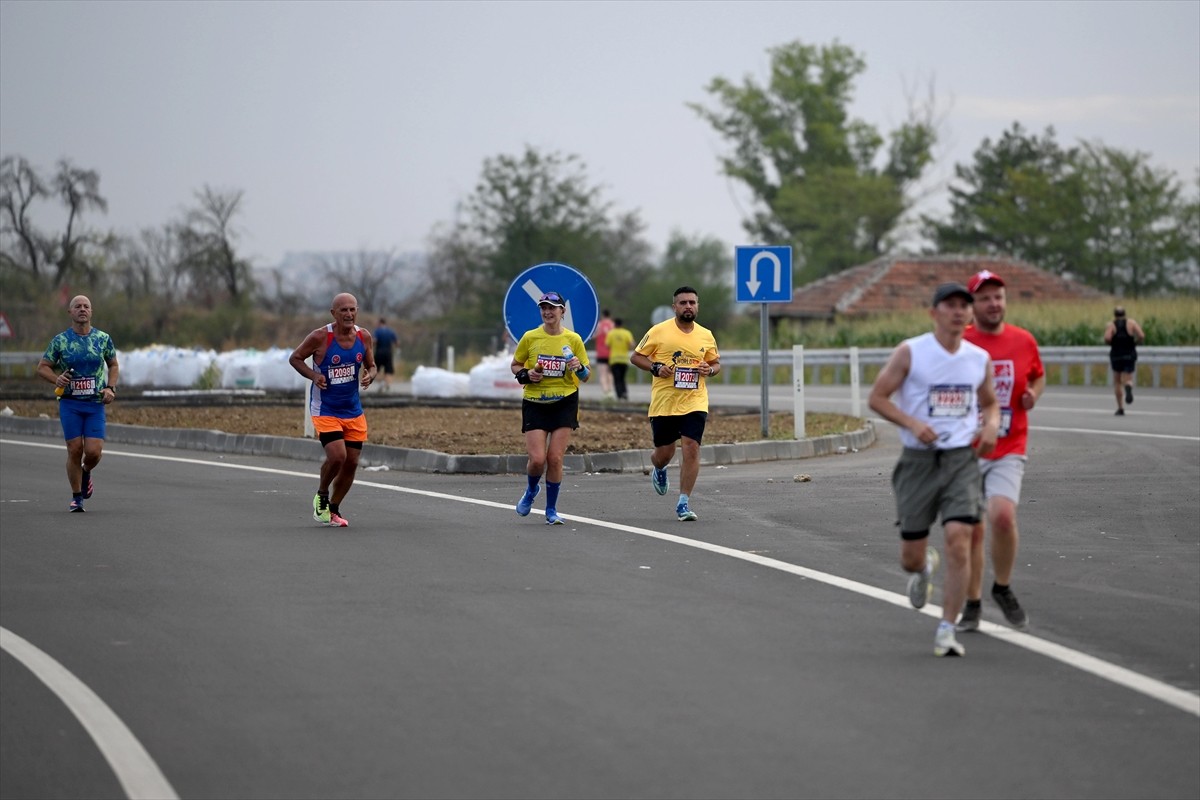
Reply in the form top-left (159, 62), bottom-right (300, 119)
top-left (510, 291), bottom-right (590, 525)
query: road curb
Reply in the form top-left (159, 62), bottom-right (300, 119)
top-left (0, 415), bottom-right (875, 474)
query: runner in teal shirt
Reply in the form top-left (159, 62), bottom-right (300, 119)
top-left (36, 295), bottom-right (120, 512)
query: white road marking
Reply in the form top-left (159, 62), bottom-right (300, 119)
top-left (0, 626), bottom-right (180, 800)
top-left (1031, 425), bottom-right (1200, 442)
top-left (1034, 406), bottom-right (1182, 417)
top-left (4, 438), bottom-right (1198, 738)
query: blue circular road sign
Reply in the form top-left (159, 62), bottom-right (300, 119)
top-left (503, 262), bottom-right (600, 346)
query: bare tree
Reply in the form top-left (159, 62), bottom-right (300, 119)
top-left (260, 265), bottom-right (309, 314)
top-left (319, 247), bottom-right (405, 314)
top-left (51, 159), bottom-right (108, 287)
top-left (0, 155), bottom-right (52, 279)
top-left (178, 186), bottom-right (254, 305)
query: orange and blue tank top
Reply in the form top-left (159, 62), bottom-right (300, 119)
top-left (308, 324), bottom-right (366, 418)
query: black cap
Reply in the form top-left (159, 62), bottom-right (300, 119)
top-left (932, 282), bottom-right (974, 307)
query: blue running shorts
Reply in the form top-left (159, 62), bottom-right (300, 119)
top-left (58, 399), bottom-right (106, 441)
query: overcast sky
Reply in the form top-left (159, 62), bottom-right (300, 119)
top-left (2, 0), bottom-right (1197, 269)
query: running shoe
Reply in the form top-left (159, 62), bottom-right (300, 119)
top-left (992, 586), bottom-right (1029, 628)
top-left (934, 624), bottom-right (966, 657)
top-left (82, 469), bottom-right (93, 499)
top-left (329, 512), bottom-right (349, 528)
top-left (69, 498), bottom-right (85, 513)
top-left (516, 483), bottom-right (541, 517)
top-left (313, 493), bottom-right (331, 525)
top-left (906, 547), bottom-right (939, 609)
top-left (957, 600), bottom-right (982, 632)
top-left (545, 509), bottom-right (564, 525)
top-left (651, 466), bottom-right (669, 496)
top-left (1115, 408), bottom-right (1125, 416)
top-left (1125, 384), bottom-right (1134, 404)
top-left (676, 500), bottom-right (698, 522)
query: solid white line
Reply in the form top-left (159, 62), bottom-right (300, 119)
top-left (0, 627), bottom-right (180, 800)
top-left (5, 438), bottom-right (1199, 722)
top-left (1031, 425), bottom-right (1200, 442)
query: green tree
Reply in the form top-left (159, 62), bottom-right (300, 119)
top-left (926, 124), bottom-right (1197, 296)
top-left (625, 232), bottom-right (735, 338)
top-left (1077, 142), bottom-right (1194, 296)
top-left (924, 124), bottom-right (1089, 276)
top-left (422, 145), bottom-right (651, 339)
top-left (689, 39), bottom-right (936, 283)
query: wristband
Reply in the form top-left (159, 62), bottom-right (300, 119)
top-left (106, 386), bottom-right (116, 394)
top-left (515, 368), bottom-right (532, 385)
top-left (651, 362), bottom-right (665, 377)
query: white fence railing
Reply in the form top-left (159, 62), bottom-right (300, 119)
top-left (631, 346), bottom-right (1200, 389)
top-left (4, 346), bottom-right (1198, 389)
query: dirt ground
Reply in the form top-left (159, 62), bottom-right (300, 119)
top-left (2, 399), bottom-right (862, 456)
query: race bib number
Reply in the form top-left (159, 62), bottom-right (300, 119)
top-left (537, 354), bottom-right (568, 378)
top-left (927, 384), bottom-right (972, 417)
top-left (992, 360), bottom-right (1015, 407)
top-left (977, 407), bottom-right (1014, 437)
top-left (70, 376), bottom-right (97, 396)
top-left (673, 366), bottom-right (700, 390)
top-left (328, 364), bottom-right (357, 385)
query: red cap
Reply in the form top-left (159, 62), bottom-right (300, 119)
top-left (968, 270), bottom-right (1005, 293)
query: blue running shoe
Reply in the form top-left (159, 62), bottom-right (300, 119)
top-left (516, 483), bottom-right (541, 516)
top-left (545, 509), bottom-right (564, 525)
top-left (69, 498), bottom-right (85, 512)
top-left (676, 500), bottom-right (697, 521)
top-left (651, 466), bottom-right (669, 496)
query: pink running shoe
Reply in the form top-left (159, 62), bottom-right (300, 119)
top-left (329, 512), bottom-right (349, 528)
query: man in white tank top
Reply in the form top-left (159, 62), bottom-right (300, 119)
top-left (869, 282), bottom-right (1000, 657)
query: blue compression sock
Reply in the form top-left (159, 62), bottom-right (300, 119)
top-left (546, 481), bottom-right (561, 509)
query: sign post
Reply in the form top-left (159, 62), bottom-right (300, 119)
top-left (735, 246), bottom-right (793, 437)
top-left (503, 263), bottom-right (600, 347)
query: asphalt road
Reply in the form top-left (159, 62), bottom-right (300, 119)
top-left (1, 384), bottom-right (1197, 799)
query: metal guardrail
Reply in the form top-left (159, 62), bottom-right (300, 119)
top-left (4, 347), bottom-right (1199, 388)
top-left (633, 346), bottom-right (1200, 389)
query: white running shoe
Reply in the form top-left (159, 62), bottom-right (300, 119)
top-left (906, 547), bottom-right (939, 609)
top-left (934, 624), bottom-right (965, 657)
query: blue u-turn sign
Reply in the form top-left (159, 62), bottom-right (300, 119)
top-left (503, 262), bottom-right (600, 345)
top-left (735, 246), bottom-right (793, 303)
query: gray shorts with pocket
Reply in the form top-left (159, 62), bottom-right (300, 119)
top-left (892, 446), bottom-right (983, 538)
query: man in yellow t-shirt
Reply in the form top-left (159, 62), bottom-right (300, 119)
top-left (630, 286), bottom-right (721, 522)
top-left (604, 317), bottom-right (636, 401)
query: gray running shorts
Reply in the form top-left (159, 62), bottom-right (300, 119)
top-left (892, 446), bottom-right (982, 538)
top-left (979, 454), bottom-right (1027, 505)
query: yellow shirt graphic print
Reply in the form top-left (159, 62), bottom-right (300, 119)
top-left (514, 326), bottom-right (589, 403)
top-left (634, 318), bottom-right (719, 417)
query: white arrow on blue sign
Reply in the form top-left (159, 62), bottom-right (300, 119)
top-left (503, 262), bottom-right (600, 345)
top-left (735, 246), bottom-right (793, 303)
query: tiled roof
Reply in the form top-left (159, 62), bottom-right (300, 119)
top-left (772, 255), bottom-right (1107, 319)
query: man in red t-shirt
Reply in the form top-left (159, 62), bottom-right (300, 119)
top-left (960, 270), bottom-right (1045, 631)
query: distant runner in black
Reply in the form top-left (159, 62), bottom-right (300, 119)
top-left (1104, 307), bottom-right (1145, 416)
